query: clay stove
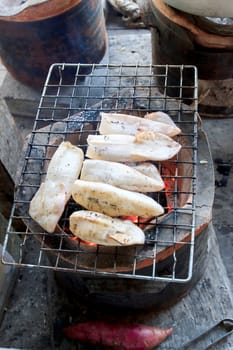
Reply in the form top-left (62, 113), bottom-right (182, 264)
top-left (2, 63), bottom-right (214, 309)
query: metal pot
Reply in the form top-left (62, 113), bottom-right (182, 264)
top-left (164, 0), bottom-right (233, 18)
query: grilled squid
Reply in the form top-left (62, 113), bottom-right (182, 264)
top-left (86, 131), bottom-right (181, 162)
top-left (71, 180), bottom-right (164, 218)
top-left (99, 112), bottom-right (181, 137)
top-left (29, 141), bottom-right (84, 233)
top-left (80, 159), bottom-right (164, 192)
top-left (69, 210), bottom-right (145, 246)
top-left (144, 111), bottom-right (179, 128)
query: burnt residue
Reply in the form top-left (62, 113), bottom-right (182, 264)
top-left (215, 158), bottom-right (232, 187)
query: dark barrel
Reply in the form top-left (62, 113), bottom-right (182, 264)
top-left (0, 0), bottom-right (107, 89)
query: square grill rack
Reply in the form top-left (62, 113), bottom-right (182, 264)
top-left (2, 63), bottom-right (198, 283)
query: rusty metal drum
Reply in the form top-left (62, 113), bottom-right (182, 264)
top-left (0, 0), bottom-right (107, 89)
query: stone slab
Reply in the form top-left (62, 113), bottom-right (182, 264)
top-left (0, 244), bottom-right (16, 325)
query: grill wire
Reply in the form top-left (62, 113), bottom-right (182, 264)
top-left (2, 63), bottom-right (198, 282)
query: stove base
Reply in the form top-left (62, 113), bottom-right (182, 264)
top-left (54, 224), bottom-right (209, 310)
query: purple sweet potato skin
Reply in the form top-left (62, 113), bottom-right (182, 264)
top-left (64, 321), bottom-right (173, 350)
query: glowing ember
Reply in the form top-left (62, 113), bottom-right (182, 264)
top-left (123, 215), bottom-right (139, 223)
top-left (122, 215), bottom-right (155, 230)
top-left (164, 177), bottom-right (175, 213)
top-left (70, 236), bottom-right (79, 241)
top-left (70, 234), bottom-right (96, 246)
top-left (80, 240), bottom-right (97, 247)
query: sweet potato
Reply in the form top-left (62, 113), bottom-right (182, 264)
top-left (63, 321), bottom-right (173, 349)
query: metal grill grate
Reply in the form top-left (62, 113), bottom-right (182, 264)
top-left (2, 63), bottom-right (198, 282)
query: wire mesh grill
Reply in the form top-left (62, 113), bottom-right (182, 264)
top-left (2, 63), bottom-right (198, 282)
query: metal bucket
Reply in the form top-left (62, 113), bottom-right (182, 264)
top-left (0, 0), bottom-right (107, 89)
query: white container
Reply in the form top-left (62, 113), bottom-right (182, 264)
top-left (163, 0), bottom-right (233, 18)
